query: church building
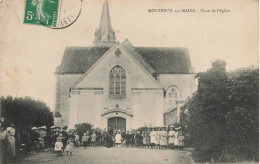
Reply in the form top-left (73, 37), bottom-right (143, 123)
top-left (54, 0), bottom-right (196, 131)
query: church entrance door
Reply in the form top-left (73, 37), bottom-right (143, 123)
top-left (108, 117), bottom-right (126, 132)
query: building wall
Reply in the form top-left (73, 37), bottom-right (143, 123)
top-left (55, 74), bottom-right (82, 126)
top-left (58, 73), bottom-right (195, 128)
top-left (131, 89), bottom-right (164, 129)
top-left (158, 74), bottom-right (197, 125)
top-left (158, 74), bottom-right (196, 99)
top-left (69, 45), bottom-right (164, 129)
top-left (164, 109), bottom-right (178, 125)
top-left (56, 46), bottom-right (196, 128)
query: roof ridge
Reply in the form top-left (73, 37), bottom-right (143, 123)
top-left (56, 46), bottom-right (192, 74)
top-left (135, 46), bottom-right (188, 50)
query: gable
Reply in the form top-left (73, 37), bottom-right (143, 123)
top-left (72, 43), bottom-right (162, 89)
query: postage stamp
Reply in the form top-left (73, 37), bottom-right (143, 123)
top-left (23, 0), bottom-right (82, 29)
top-left (24, 0), bottom-right (59, 27)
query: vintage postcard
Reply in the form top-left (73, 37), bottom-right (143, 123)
top-left (0, 0), bottom-right (258, 163)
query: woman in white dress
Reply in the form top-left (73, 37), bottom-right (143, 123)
top-left (150, 128), bottom-right (156, 148)
top-left (155, 127), bottom-right (160, 149)
top-left (174, 128), bottom-right (179, 149)
top-left (159, 127), bottom-right (168, 149)
top-left (115, 130), bottom-right (122, 147)
top-left (168, 126), bottom-right (175, 149)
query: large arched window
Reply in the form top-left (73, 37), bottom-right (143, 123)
top-left (109, 65), bottom-right (126, 96)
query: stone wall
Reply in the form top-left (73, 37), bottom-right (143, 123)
top-left (56, 45), bottom-right (196, 128)
top-left (69, 45), bottom-right (164, 129)
top-left (55, 74), bottom-right (82, 126)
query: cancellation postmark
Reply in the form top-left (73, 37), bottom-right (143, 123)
top-left (23, 0), bottom-right (82, 29)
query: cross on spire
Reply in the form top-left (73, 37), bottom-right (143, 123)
top-left (94, 0), bottom-right (116, 47)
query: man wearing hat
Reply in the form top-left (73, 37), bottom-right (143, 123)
top-left (129, 130), bottom-right (135, 148)
top-left (82, 133), bottom-right (89, 149)
top-left (121, 129), bottom-right (126, 147)
top-left (61, 126), bottom-right (68, 152)
top-left (142, 127), bottom-right (147, 148)
top-left (42, 126), bottom-right (47, 147)
top-left (30, 127), bottom-right (39, 153)
top-left (106, 125), bottom-right (114, 148)
top-left (38, 126), bottom-right (45, 148)
top-left (125, 130), bottom-right (131, 148)
top-left (49, 126), bottom-right (57, 153)
top-left (101, 128), bottom-right (107, 147)
top-left (135, 130), bottom-right (143, 148)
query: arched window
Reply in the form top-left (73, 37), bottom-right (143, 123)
top-left (109, 65), bottom-right (126, 96)
top-left (164, 86), bottom-right (181, 111)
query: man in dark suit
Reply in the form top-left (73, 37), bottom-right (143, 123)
top-left (106, 125), bottom-right (113, 148)
top-left (125, 130), bottom-right (131, 148)
top-left (121, 129), bottom-right (126, 147)
top-left (61, 126), bottom-right (68, 152)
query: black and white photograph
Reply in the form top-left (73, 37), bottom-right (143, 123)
top-left (0, 0), bottom-right (258, 163)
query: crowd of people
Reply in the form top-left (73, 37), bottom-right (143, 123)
top-left (1, 123), bottom-right (186, 160)
top-left (50, 125), bottom-right (186, 154)
top-left (47, 125), bottom-right (186, 156)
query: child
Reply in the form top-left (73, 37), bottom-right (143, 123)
top-left (74, 132), bottom-right (80, 148)
top-left (54, 136), bottom-right (63, 156)
top-left (65, 138), bottom-right (74, 156)
top-left (82, 133), bottom-right (89, 149)
top-left (178, 131), bottom-right (185, 151)
top-left (91, 131), bottom-right (97, 147)
top-left (115, 130), bottom-right (121, 147)
top-left (150, 128), bottom-right (156, 149)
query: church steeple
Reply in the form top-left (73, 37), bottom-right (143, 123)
top-left (94, 0), bottom-right (116, 47)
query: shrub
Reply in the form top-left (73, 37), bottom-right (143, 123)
top-left (184, 61), bottom-right (259, 162)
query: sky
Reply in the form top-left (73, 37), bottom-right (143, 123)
top-left (0, 0), bottom-right (258, 111)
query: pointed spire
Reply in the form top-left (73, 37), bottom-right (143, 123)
top-left (94, 0), bottom-right (116, 47)
top-left (99, 0), bottom-right (113, 34)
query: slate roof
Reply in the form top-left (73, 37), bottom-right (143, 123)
top-left (122, 39), bottom-right (156, 75)
top-left (55, 47), bottom-right (110, 74)
top-left (55, 44), bottom-right (192, 74)
top-left (135, 47), bottom-right (191, 74)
